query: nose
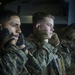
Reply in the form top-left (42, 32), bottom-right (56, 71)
top-left (51, 27), bottom-right (54, 32)
top-left (16, 26), bottom-right (21, 33)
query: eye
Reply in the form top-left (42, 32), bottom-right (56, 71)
top-left (47, 24), bottom-right (52, 27)
top-left (12, 24), bottom-right (19, 27)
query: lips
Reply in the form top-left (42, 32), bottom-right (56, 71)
top-left (14, 34), bottom-right (19, 37)
top-left (49, 32), bottom-right (53, 35)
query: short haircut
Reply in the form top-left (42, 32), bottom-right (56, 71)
top-left (0, 10), bottom-right (19, 25)
top-left (32, 12), bottom-right (55, 26)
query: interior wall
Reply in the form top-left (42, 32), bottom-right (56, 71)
top-left (4, 1), bottom-right (68, 24)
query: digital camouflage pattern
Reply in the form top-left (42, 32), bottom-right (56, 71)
top-left (48, 33), bottom-right (66, 75)
top-left (66, 63), bottom-right (75, 75)
top-left (0, 44), bottom-right (30, 75)
top-left (0, 28), bottom-right (29, 75)
top-left (57, 25), bottom-right (75, 75)
top-left (58, 39), bottom-right (71, 69)
top-left (0, 27), bottom-right (30, 75)
top-left (58, 39), bottom-right (75, 75)
top-left (58, 26), bottom-right (75, 68)
top-left (63, 27), bottom-right (75, 64)
top-left (25, 37), bottom-right (55, 74)
top-left (25, 29), bottom-right (59, 75)
top-left (25, 52), bottom-right (42, 75)
top-left (0, 32), bottom-right (42, 75)
top-left (49, 33), bottom-right (60, 47)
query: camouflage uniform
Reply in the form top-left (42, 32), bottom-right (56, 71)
top-left (49, 32), bottom-right (71, 69)
top-left (0, 44), bottom-right (42, 75)
top-left (49, 33), bottom-right (60, 47)
top-left (0, 28), bottom-right (30, 75)
top-left (58, 26), bottom-right (75, 75)
top-left (57, 39), bottom-right (75, 75)
top-left (58, 40), bottom-right (71, 69)
top-left (48, 33), bottom-right (66, 75)
top-left (0, 30), bottom-right (42, 75)
top-left (25, 29), bottom-right (60, 75)
top-left (25, 37), bottom-right (56, 74)
top-left (0, 44), bottom-right (29, 75)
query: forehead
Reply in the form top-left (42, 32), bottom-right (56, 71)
top-left (8, 16), bottom-right (21, 25)
top-left (43, 17), bottom-right (54, 26)
top-left (45, 17), bottom-right (54, 22)
top-left (2, 16), bottom-right (21, 27)
top-left (10, 16), bottom-right (20, 22)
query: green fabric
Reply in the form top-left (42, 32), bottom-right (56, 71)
top-left (0, 44), bottom-right (29, 75)
top-left (49, 33), bottom-right (60, 47)
top-left (66, 63), bottom-right (75, 75)
top-left (25, 33), bottom-right (56, 75)
top-left (58, 40), bottom-right (72, 69)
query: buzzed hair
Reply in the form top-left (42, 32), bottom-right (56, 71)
top-left (32, 12), bottom-right (55, 26)
top-left (0, 10), bottom-right (19, 25)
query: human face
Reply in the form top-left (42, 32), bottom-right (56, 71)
top-left (3, 16), bottom-right (21, 38)
top-left (38, 17), bottom-right (54, 39)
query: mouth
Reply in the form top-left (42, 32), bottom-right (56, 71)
top-left (14, 34), bottom-right (19, 37)
top-left (50, 33), bottom-right (53, 35)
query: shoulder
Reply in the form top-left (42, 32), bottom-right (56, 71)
top-left (40, 41), bottom-right (56, 53)
top-left (0, 44), bottom-right (28, 75)
top-left (4, 44), bottom-right (28, 63)
top-left (25, 37), bottom-right (37, 54)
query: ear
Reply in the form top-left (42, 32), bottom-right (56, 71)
top-left (36, 23), bottom-right (41, 29)
top-left (0, 24), bottom-right (3, 30)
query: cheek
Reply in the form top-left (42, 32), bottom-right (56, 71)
top-left (6, 27), bottom-right (16, 34)
top-left (41, 26), bottom-right (47, 30)
top-left (45, 27), bottom-right (50, 32)
top-left (10, 28), bottom-right (16, 34)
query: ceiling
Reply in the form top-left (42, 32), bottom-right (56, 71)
top-left (0, 0), bottom-right (61, 4)
top-left (0, 0), bottom-right (69, 16)
top-left (20, 0), bottom-right (61, 4)
top-left (0, 0), bottom-right (68, 6)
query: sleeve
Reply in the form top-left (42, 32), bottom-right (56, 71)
top-left (58, 43), bottom-right (71, 69)
top-left (26, 52), bottom-right (42, 75)
top-left (33, 47), bottom-right (54, 69)
top-left (0, 44), bottom-right (28, 75)
top-left (25, 39), bottom-right (55, 72)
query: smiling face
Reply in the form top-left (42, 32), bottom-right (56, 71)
top-left (3, 16), bottom-right (21, 38)
top-left (36, 17), bottom-right (54, 39)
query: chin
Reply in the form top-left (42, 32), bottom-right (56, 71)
top-left (48, 35), bottom-right (52, 39)
top-left (47, 36), bottom-right (51, 39)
